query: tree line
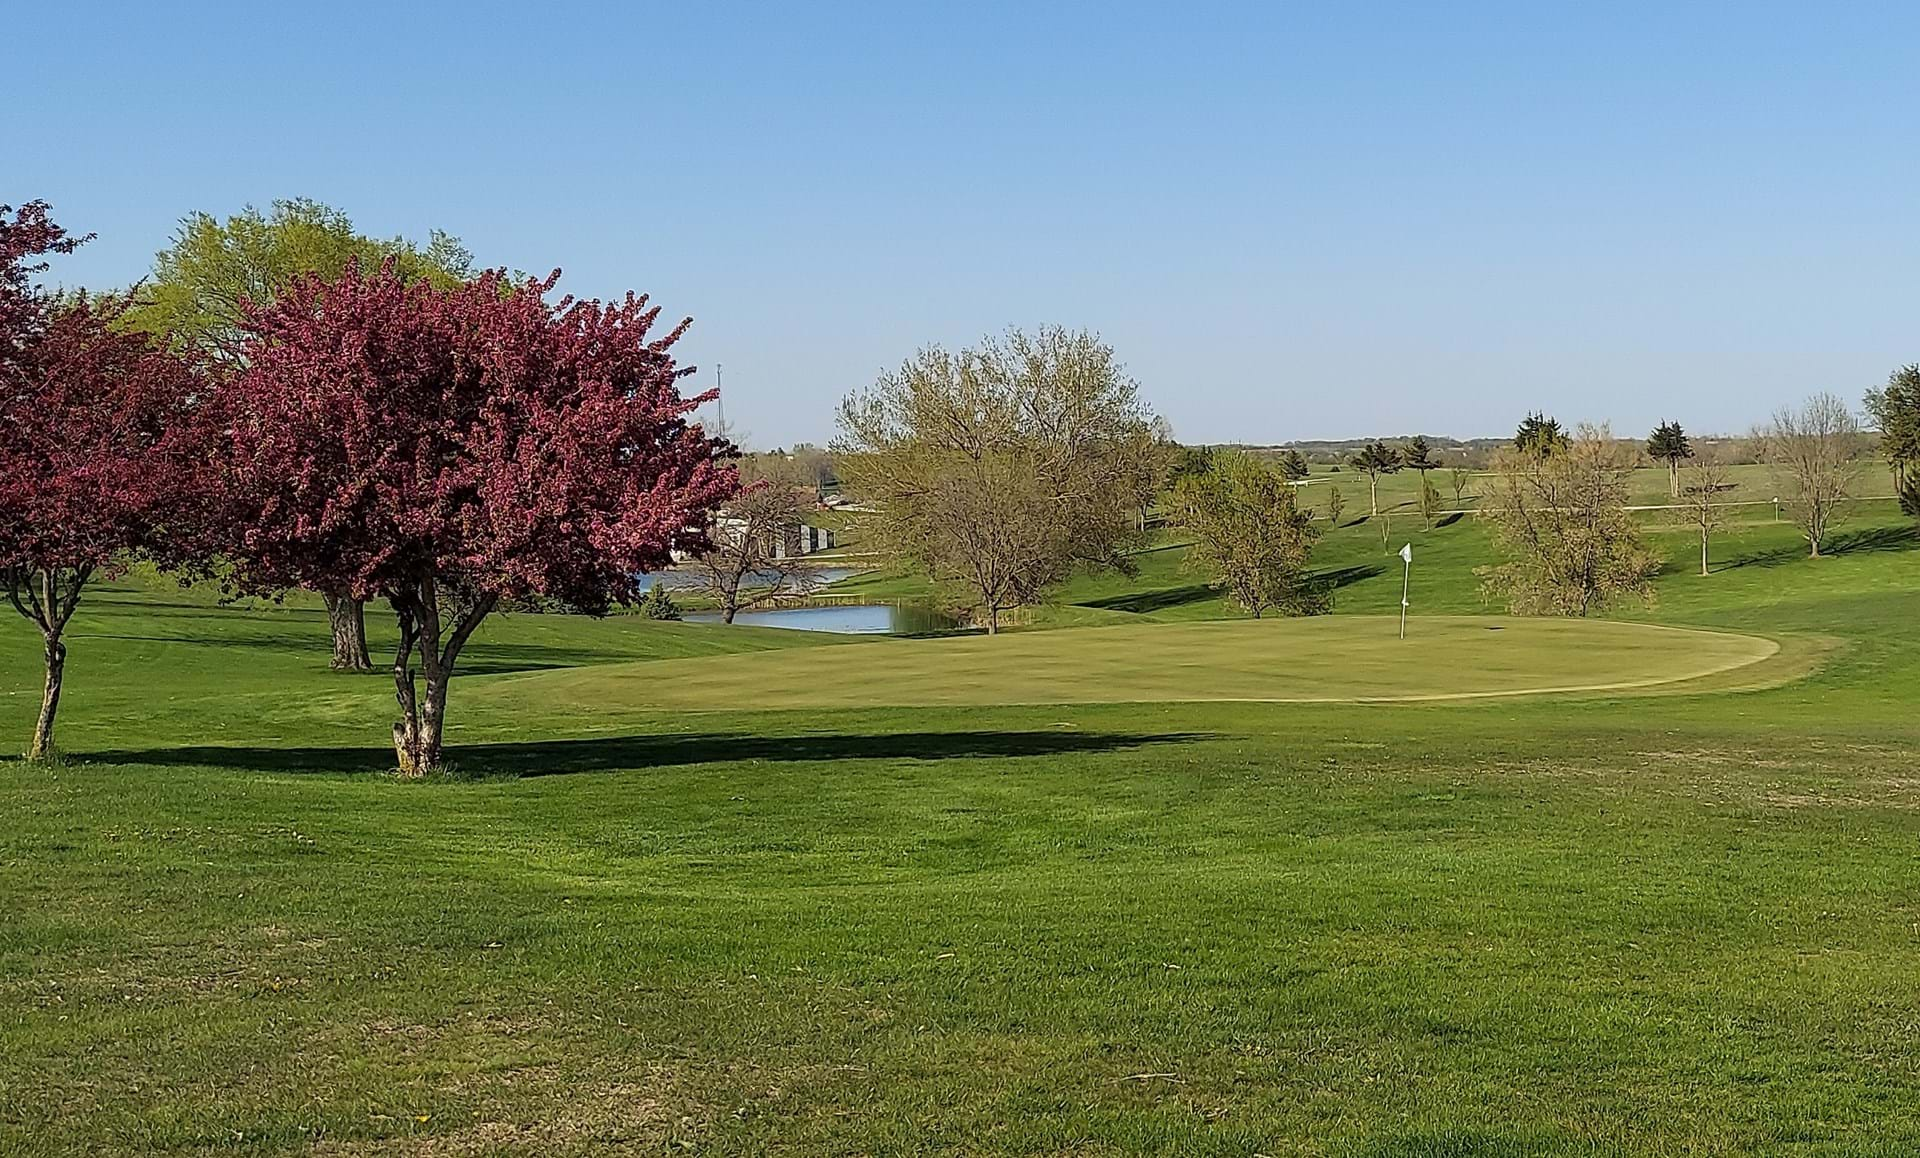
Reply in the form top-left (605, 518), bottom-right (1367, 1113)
top-left (2, 200), bottom-right (734, 772)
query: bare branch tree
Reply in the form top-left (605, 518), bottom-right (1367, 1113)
top-left (1675, 453), bottom-right (1731, 576)
top-left (691, 481), bottom-right (823, 623)
top-left (1762, 392), bottom-right (1865, 558)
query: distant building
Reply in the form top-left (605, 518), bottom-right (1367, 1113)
top-left (707, 513), bottom-right (837, 559)
top-left (779, 523), bottom-right (836, 558)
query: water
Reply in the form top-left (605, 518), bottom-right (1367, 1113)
top-left (684, 602), bottom-right (951, 635)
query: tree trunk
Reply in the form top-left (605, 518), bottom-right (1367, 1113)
top-left (986, 605), bottom-right (1000, 634)
top-left (1669, 459), bottom-right (1679, 498)
top-left (324, 592), bottom-right (372, 671)
top-left (1368, 476), bottom-right (1379, 516)
top-left (1701, 530), bottom-right (1710, 577)
top-left (392, 668), bottom-right (450, 778)
top-left (29, 635), bottom-right (65, 761)
top-left (388, 583), bottom-right (495, 777)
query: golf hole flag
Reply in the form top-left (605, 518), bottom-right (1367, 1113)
top-left (1398, 543), bottom-right (1413, 639)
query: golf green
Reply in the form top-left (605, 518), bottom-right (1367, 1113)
top-left (478, 614), bottom-right (1785, 712)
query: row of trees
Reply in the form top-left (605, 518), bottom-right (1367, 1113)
top-left (1, 201), bottom-right (736, 771)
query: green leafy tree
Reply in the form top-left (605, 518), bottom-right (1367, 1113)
top-left (1865, 364), bottom-right (1920, 515)
top-left (124, 198), bottom-right (472, 366)
top-left (1172, 451), bottom-right (1325, 618)
top-left (1513, 411), bottom-right (1569, 457)
top-left (1645, 419), bottom-right (1694, 497)
top-left (1345, 440), bottom-right (1403, 517)
top-left (123, 199), bottom-right (472, 671)
top-left (1278, 448), bottom-right (1310, 481)
top-left (1325, 484), bottom-right (1346, 525)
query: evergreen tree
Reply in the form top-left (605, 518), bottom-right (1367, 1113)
top-left (1403, 436), bottom-right (1439, 489)
top-left (1865, 364), bottom-right (1920, 514)
top-left (1345, 440), bottom-right (1403, 517)
top-left (1513, 411), bottom-right (1568, 457)
top-left (1645, 420), bottom-right (1694, 497)
top-left (1278, 448), bottom-right (1311, 481)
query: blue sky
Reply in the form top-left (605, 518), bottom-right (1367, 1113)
top-left (20, 2), bottom-right (1919, 446)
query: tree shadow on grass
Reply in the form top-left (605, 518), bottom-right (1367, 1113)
top-left (1723, 524), bottom-right (1919, 570)
top-left (81, 730), bottom-right (1212, 778)
top-left (1079, 584), bottom-right (1218, 614)
top-left (1310, 564), bottom-right (1385, 588)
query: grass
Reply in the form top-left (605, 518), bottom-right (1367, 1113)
top-left (2, 508), bottom-right (1919, 1154)
top-left (497, 617), bottom-right (1785, 714)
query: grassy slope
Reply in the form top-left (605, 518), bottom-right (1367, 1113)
top-left (1, 513), bottom-right (1918, 1155)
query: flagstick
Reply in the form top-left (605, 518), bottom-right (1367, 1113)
top-left (1398, 545), bottom-right (1411, 640)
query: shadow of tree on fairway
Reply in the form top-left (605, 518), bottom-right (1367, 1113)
top-left (1311, 563), bottom-right (1386, 588)
top-left (82, 730), bottom-right (1212, 777)
top-left (1723, 524), bottom-right (1919, 571)
top-left (1079, 584), bottom-right (1217, 614)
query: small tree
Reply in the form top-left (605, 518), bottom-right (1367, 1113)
top-left (1172, 451), bottom-right (1325, 618)
top-left (1479, 424), bottom-right (1659, 616)
top-left (1762, 393), bottom-right (1864, 558)
top-left (1325, 485), bottom-right (1346, 526)
top-left (1646, 420), bottom-right (1695, 498)
top-left (1447, 467), bottom-right (1473, 507)
top-left (0, 208), bottom-right (205, 759)
top-left (1513, 411), bottom-right (1569, 457)
top-left (218, 261), bottom-right (735, 775)
top-left (836, 327), bottom-right (1162, 633)
top-left (1278, 448), bottom-right (1311, 482)
top-left (1865, 364), bottom-right (1920, 515)
top-left (1676, 455), bottom-right (1730, 576)
top-left (694, 480), bottom-right (823, 623)
top-left (1417, 476), bottom-right (1443, 529)
top-left (638, 583), bottom-right (682, 620)
top-left (1346, 440), bottom-right (1403, 517)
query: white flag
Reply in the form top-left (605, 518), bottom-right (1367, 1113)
top-left (1399, 543), bottom-right (1413, 563)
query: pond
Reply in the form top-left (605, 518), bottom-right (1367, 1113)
top-left (683, 602), bottom-right (952, 635)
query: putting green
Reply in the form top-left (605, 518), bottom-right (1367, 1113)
top-left (480, 615), bottom-right (1785, 712)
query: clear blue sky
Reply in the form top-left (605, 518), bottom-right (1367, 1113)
top-left (20, 2), bottom-right (1918, 446)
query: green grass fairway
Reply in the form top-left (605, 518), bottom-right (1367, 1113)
top-left (3, 513), bottom-right (1918, 1154)
top-left (492, 616), bottom-right (1783, 713)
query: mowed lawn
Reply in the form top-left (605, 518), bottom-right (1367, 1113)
top-left (497, 617), bottom-right (1785, 715)
top-left (2, 513), bottom-right (1919, 1154)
